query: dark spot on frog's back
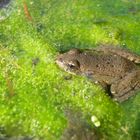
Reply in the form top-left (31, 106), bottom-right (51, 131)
top-left (106, 61), bottom-right (110, 65)
top-left (96, 64), bottom-right (100, 68)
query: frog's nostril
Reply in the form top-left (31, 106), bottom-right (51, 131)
top-left (59, 57), bottom-right (63, 62)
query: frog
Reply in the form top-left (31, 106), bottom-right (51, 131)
top-left (56, 46), bottom-right (140, 102)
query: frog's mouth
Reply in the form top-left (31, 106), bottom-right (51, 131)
top-left (56, 59), bottom-right (71, 72)
top-left (56, 59), bottom-right (65, 69)
top-left (56, 59), bottom-right (79, 75)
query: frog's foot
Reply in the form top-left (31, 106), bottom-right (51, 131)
top-left (95, 45), bottom-right (140, 64)
top-left (110, 71), bottom-right (140, 102)
top-left (113, 90), bottom-right (139, 102)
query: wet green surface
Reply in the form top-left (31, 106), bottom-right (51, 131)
top-left (0, 0), bottom-right (140, 140)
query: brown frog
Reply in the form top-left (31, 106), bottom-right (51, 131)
top-left (56, 46), bottom-right (140, 102)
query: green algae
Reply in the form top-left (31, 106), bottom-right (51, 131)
top-left (0, 0), bottom-right (140, 139)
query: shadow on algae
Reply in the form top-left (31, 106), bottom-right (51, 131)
top-left (0, 0), bottom-right (140, 140)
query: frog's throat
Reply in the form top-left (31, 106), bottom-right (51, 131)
top-left (65, 68), bottom-right (80, 75)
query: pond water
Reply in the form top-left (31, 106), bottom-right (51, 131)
top-left (0, 0), bottom-right (15, 21)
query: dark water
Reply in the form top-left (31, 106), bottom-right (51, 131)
top-left (0, 0), bottom-right (11, 8)
top-left (0, 137), bottom-right (36, 140)
top-left (60, 109), bottom-right (100, 140)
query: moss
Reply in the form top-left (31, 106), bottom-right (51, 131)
top-left (0, 0), bottom-right (140, 139)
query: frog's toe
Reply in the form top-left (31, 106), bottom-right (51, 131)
top-left (110, 83), bottom-right (121, 96)
top-left (111, 81), bottom-right (140, 102)
top-left (111, 71), bottom-right (140, 102)
top-left (113, 90), bottom-right (139, 102)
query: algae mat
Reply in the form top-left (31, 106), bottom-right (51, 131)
top-left (0, 0), bottom-right (140, 140)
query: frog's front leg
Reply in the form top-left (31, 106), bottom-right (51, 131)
top-left (83, 72), bottom-right (109, 92)
top-left (110, 70), bottom-right (140, 102)
top-left (95, 45), bottom-right (140, 64)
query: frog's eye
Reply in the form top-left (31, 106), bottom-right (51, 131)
top-left (68, 63), bottom-right (76, 69)
top-left (67, 60), bottom-right (80, 69)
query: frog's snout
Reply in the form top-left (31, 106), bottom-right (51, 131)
top-left (56, 54), bottom-right (63, 63)
top-left (55, 54), bottom-right (64, 68)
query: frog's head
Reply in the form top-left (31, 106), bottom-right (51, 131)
top-left (56, 49), bottom-right (81, 74)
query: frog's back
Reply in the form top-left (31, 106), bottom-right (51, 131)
top-left (78, 51), bottom-right (137, 77)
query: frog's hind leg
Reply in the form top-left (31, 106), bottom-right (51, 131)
top-left (110, 70), bottom-right (140, 102)
top-left (95, 45), bottom-right (140, 64)
top-left (114, 89), bottom-right (139, 102)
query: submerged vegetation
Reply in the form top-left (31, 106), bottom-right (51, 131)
top-left (0, 0), bottom-right (140, 139)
